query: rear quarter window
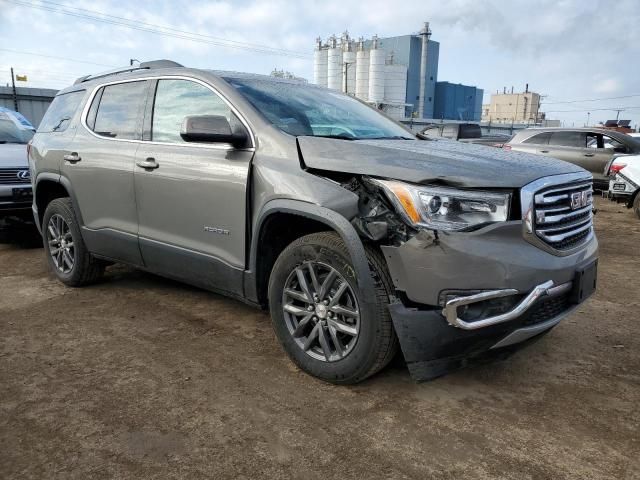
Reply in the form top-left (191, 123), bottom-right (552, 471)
top-left (38, 90), bottom-right (85, 133)
top-left (523, 132), bottom-right (552, 145)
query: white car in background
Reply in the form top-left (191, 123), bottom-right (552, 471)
top-left (606, 154), bottom-right (640, 218)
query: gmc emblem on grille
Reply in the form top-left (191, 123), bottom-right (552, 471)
top-left (571, 190), bottom-right (592, 210)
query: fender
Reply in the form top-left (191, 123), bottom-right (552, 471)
top-left (33, 172), bottom-right (85, 232)
top-left (245, 198), bottom-right (377, 306)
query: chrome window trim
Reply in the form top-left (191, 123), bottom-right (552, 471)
top-left (80, 75), bottom-right (256, 152)
top-left (520, 171), bottom-right (594, 257)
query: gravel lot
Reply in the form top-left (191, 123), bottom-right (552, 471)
top-left (1, 196), bottom-right (639, 479)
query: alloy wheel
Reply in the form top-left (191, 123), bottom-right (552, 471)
top-left (282, 261), bottom-right (360, 362)
top-left (46, 214), bottom-right (75, 274)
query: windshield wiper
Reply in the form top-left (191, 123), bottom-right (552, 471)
top-left (308, 134), bottom-right (358, 141)
top-left (365, 136), bottom-right (414, 140)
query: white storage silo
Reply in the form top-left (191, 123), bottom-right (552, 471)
top-left (368, 37), bottom-right (385, 103)
top-left (384, 63), bottom-right (408, 119)
top-left (355, 39), bottom-right (369, 101)
top-left (343, 46), bottom-right (356, 95)
top-left (313, 38), bottom-right (328, 87)
top-left (327, 36), bottom-right (342, 91)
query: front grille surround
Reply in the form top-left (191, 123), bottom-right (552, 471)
top-left (521, 172), bottom-right (594, 256)
top-left (0, 168), bottom-right (31, 185)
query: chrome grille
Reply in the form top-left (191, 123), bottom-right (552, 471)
top-left (0, 168), bottom-right (30, 185)
top-left (532, 181), bottom-right (593, 251)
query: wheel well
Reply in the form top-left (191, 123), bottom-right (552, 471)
top-left (35, 180), bottom-right (69, 227)
top-left (255, 212), bottom-right (333, 306)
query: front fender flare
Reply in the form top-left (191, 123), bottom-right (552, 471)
top-left (246, 199), bottom-right (376, 306)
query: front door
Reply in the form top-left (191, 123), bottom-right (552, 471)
top-left (134, 78), bottom-right (253, 293)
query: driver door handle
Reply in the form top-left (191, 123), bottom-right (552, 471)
top-left (584, 153), bottom-right (595, 157)
top-left (540, 150), bottom-right (550, 153)
top-left (136, 157), bottom-right (159, 170)
top-left (63, 152), bottom-right (81, 163)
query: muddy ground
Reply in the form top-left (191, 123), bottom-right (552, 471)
top-left (0, 196), bottom-right (638, 479)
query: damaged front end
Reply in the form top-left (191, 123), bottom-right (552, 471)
top-left (323, 174), bottom-right (597, 382)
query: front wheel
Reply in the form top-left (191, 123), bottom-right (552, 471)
top-left (633, 193), bottom-right (640, 219)
top-left (268, 232), bottom-right (397, 384)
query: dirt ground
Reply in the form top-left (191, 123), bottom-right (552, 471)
top-left (0, 196), bottom-right (639, 480)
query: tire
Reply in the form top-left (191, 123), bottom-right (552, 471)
top-left (42, 198), bottom-right (104, 287)
top-left (633, 193), bottom-right (640, 219)
top-left (268, 232), bottom-right (398, 384)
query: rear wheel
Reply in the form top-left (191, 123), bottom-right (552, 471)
top-left (42, 198), bottom-right (104, 286)
top-left (268, 232), bottom-right (397, 384)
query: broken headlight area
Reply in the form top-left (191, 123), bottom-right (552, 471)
top-left (367, 178), bottom-right (511, 232)
top-left (341, 176), bottom-right (413, 245)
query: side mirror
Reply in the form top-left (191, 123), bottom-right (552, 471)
top-left (180, 115), bottom-right (248, 147)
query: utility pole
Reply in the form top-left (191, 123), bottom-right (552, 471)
top-left (10, 67), bottom-right (18, 112)
top-left (615, 109), bottom-right (623, 121)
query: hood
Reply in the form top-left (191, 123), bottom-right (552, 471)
top-left (298, 137), bottom-right (585, 189)
top-left (0, 143), bottom-right (29, 169)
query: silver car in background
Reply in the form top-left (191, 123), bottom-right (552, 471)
top-left (0, 107), bottom-right (34, 218)
top-left (505, 127), bottom-right (640, 189)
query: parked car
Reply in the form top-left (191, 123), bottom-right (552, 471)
top-left (605, 155), bottom-right (640, 217)
top-left (30, 61), bottom-right (598, 383)
top-left (418, 122), bottom-right (511, 147)
top-left (0, 107), bottom-right (34, 219)
top-left (505, 127), bottom-right (640, 190)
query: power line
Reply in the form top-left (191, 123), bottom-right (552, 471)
top-left (0, 47), bottom-right (116, 67)
top-left (542, 94), bottom-right (640, 105)
top-left (4, 0), bottom-right (311, 59)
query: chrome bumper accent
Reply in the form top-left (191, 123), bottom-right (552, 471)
top-left (443, 280), bottom-right (572, 330)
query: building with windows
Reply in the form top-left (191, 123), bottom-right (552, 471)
top-left (433, 82), bottom-right (483, 122)
top-left (481, 87), bottom-right (541, 124)
top-left (313, 23), bottom-right (482, 121)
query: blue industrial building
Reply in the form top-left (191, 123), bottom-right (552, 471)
top-left (433, 82), bottom-right (484, 122)
top-left (376, 35), bottom-right (439, 119)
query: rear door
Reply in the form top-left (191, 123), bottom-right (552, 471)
top-left (133, 78), bottom-right (253, 293)
top-left (64, 80), bottom-right (149, 264)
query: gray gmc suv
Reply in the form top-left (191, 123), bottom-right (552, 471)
top-left (30, 60), bottom-right (599, 383)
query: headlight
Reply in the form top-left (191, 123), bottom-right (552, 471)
top-left (370, 178), bottom-right (510, 231)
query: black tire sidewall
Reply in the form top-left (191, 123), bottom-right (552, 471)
top-left (268, 235), bottom-right (384, 383)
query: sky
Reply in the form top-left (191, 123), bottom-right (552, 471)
top-left (1, 0), bottom-right (640, 128)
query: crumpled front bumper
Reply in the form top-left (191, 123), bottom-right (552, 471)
top-left (381, 221), bottom-right (598, 381)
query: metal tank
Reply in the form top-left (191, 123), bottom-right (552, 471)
top-left (368, 36), bottom-right (385, 103)
top-left (355, 38), bottom-right (370, 101)
top-left (326, 35), bottom-right (342, 91)
top-left (342, 41), bottom-right (356, 94)
top-left (313, 37), bottom-right (328, 87)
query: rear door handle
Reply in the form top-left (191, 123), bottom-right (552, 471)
top-left (584, 153), bottom-right (595, 157)
top-left (136, 157), bottom-right (159, 170)
top-left (63, 152), bottom-right (81, 163)
top-left (540, 150), bottom-right (550, 153)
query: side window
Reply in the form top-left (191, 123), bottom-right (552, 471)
top-left (549, 131), bottom-right (587, 148)
top-left (38, 90), bottom-right (85, 133)
top-left (523, 132), bottom-right (552, 145)
top-left (91, 81), bottom-right (148, 140)
top-left (441, 124), bottom-right (458, 139)
top-left (151, 79), bottom-right (235, 144)
top-left (602, 135), bottom-right (625, 151)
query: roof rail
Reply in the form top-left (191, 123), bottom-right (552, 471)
top-left (73, 59), bottom-right (184, 85)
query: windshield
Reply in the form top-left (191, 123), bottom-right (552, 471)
top-left (0, 116), bottom-right (35, 144)
top-left (224, 77), bottom-right (414, 140)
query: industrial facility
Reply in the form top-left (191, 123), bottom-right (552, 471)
top-left (313, 22), bottom-right (483, 121)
